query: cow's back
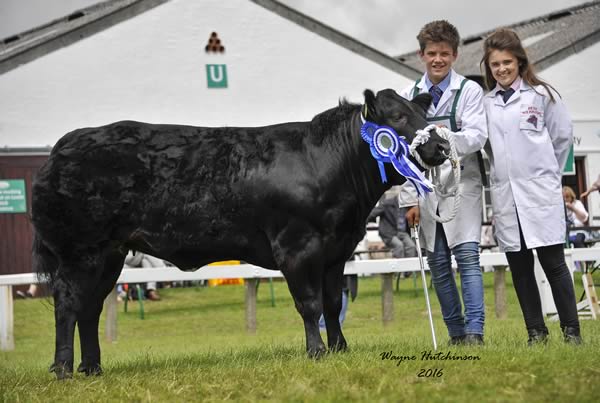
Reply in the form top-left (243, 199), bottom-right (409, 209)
top-left (34, 121), bottom-right (175, 241)
top-left (32, 120), bottom-right (312, 267)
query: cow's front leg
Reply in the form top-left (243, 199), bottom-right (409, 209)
top-left (272, 227), bottom-right (326, 358)
top-left (322, 262), bottom-right (347, 352)
top-left (300, 299), bottom-right (327, 358)
top-left (283, 258), bottom-right (327, 358)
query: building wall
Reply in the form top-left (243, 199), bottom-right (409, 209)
top-left (0, 0), bottom-right (412, 148)
top-left (540, 42), bottom-right (600, 120)
top-left (571, 120), bottom-right (600, 224)
top-left (541, 42), bottom-right (600, 225)
top-left (0, 0), bottom-right (417, 273)
top-left (0, 155), bottom-right (47, 274)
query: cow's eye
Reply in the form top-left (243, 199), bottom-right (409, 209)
top-left (394, 115), bottom-right (408, 128)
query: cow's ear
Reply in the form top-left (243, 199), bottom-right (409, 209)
top-left (363, 89), bottom-right (376, 120)
top-left (411, 93), bottom-right (432, 116)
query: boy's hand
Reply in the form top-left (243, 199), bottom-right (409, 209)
top-left (406, 206), bottom-right (420, 227)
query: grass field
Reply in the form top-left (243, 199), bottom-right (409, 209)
top-left (1, 271), bottom-right (599, 402)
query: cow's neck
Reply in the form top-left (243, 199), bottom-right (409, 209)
top-left (329, 112), bottom-right (392, 220)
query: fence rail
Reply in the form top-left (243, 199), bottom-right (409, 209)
top-left (2, 248), bottom-right (600, 351)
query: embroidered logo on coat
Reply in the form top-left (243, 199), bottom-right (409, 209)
top-left (526, 114), bottom-right (538, 129)
top-left (520, 105), bottom-right (543, 131)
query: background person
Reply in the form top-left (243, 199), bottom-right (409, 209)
top-left (399, 20), bottom-right (488, 346)
top-left (16, 284), bottom-right (38, 299)
top-left (563, 185), bottom-right (589, 248)
top-left (580, 174), bottom-right (600, 199)
top-left (481, 28), bottom-right (581, 345)
top-left (368, 193), bottom-right (417, 261)
top-left (123, 251), bottom-right (163, 301)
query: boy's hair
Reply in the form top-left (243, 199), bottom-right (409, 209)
top-left (417, 20), bottom-right (460, 53)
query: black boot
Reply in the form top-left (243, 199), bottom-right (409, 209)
top-left (562, 326), bottom-right (582, 345)
top-left (448, 335), bottom-right (465, 346)
top-left (464, 334), bottom-right (484, 346)
top-left (527, 327), bottom-right (549, 346)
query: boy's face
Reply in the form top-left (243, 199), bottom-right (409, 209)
top-left (419, 41), bottom-right (457, 85)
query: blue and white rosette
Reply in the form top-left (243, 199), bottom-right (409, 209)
top-left (360, 121), bottom-right (433, 196)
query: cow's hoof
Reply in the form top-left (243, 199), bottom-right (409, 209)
top-left (307, 346), bottom-right (327, 360)
top-left (77, 362), bottom-right (103, 376)
top-left (328, 341), bottom-right (348, 353)
top-left (49, 362), bottom-right (73, 380)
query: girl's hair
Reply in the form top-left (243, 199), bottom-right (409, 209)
top-left (562, 186), bottom-right (576, 201)
top-left (480, 29), bottom-right (558, 102)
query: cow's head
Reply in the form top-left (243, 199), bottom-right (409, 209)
top-left (362, 89), bottom-right (449, 168)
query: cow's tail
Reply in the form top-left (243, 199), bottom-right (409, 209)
top-left (32, 232), bottom-right (59, 285)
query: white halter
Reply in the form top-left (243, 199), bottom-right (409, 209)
top-left (409, 125), bottom-right (461, 223)
top-left (359, 110), bottom-right (461, 223)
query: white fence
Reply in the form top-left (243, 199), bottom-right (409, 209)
top-left (1, 248), bottom-right (599, 351)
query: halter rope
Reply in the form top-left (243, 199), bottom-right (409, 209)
top-left (410, 124), bottom-right (461, 223)
top-left (359, 110), bottom-right (461, 223)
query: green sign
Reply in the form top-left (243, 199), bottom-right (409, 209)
top-left (563, 144), bottom-right (575, 175)
top-left (0, 179), bottom-right (27, 213)
top-left (206, 64), bottom-right (228, 88)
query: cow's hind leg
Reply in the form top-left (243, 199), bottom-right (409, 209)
top-left (50, 274), bottom-right (77, 379)
top-left (50, 267), bottom-right (95, 379)
top-left (50, 253), bottom-right (105, 379)
top-left (77, 250), bottom-right (126, 376)
top-left (322, 262), bottom-right (347, 352)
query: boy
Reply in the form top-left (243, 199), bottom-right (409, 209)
top-left (399, 20), bottom-right (487, 345)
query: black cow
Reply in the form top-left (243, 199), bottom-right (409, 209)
top-left (32, 89), bottom-right (448, 379)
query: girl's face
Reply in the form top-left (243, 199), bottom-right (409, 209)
top-left (488, 49), bottom-right (520, 89)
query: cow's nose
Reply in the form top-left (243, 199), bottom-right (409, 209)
top-left (438, 141), bottom-right (451, 158)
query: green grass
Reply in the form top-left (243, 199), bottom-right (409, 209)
top-left (2, 271), bottom-right (600, 402)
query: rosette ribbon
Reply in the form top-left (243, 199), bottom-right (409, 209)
top-left (360, 121), bottom-right (433, 197)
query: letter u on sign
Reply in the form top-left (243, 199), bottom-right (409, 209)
top-left (206, 64), bottom-right (228, 88)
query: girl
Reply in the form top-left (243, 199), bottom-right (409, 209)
top-left (563, 185), bottom-right (589, 248)
top-left (481, 29), bottom-right (581, 345)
